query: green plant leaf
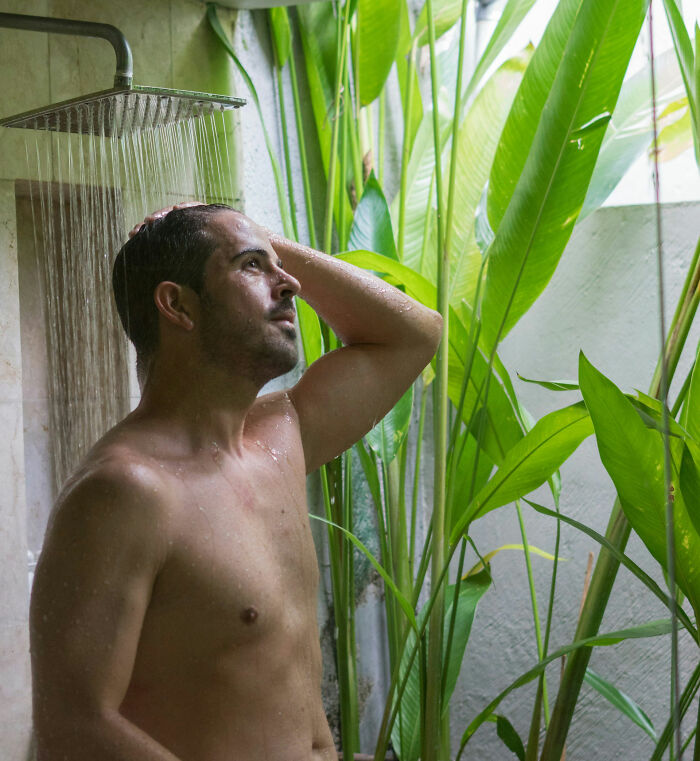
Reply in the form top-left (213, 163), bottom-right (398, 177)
top-left (448, 48), bottom-right (531, 309)
top-left (413, 0), bottom-right (463, 47)
top-left (357, 0), bottom-right (401, 105)
top-left (309, 513), bottom-right (417, 630)
top-left (680, 444), bottom-right (700, 535)
top-left (655, 97), bottom-right (693, 162)
top-left (581, 48), bottom-right (684, 218)
top-left (268, 7), bottom-right (292, 67)
top-left (297, 297), bottom-right (323, 367)
top-left (485, 714), bottom-right (526, 760)
top-left (206, 4), bottom-right (293, 238)
top-left (457, 619), bottom-right (672, 757)
top-left (348, 172), bottom-right (398, 259)
top-left (578, 352), bottom-right (700, 619)
top-left (584, 668), bottom-right (657, 740)
top-left (465, 543), bottom-right (559, 576)
top-left (481, 0), bottom-right (648, 347)
top-left (364, 385), bottom-right (413, 462)
top-left (463, 0), bottom-right (537, 104)
top-left (297, 2), bottom-right (353, 234)
top-left (681, 342), bottom-right (700, 441)
top-left (517, 374), bottom-right (580, 391)
top-left (392, 570), bottom-right (491, 761)
top-left (662, 0), bottom-right (699, 157)
top-left (452, 402), bottom-right (593, 540)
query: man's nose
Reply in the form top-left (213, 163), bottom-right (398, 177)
top-left (272, 269), bottom-right (301, 300)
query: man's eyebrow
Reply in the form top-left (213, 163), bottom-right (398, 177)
top-left (230, 247), bottom-right (286, 269)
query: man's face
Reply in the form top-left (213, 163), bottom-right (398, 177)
top-left (195, 210), bottom-right (301, 384)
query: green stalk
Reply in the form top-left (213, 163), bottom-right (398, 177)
top-left (271, 35), bottom-right (299, 240)
top-left (424, 0), bottom-right (449, 753)
top-left (323, 0), bottom-right (353, 254)
top-left (541, 237), bottom-right (700, 761)
top-left (378, 90), bottom-right (386, 186)
top-left (515, 500), bottom-right (549, 724)
top-left (287, 33), bottom-right (318, 248)
top-left (410, 385), bottom-right (429, 580)
top-left (651, 660), bottom-right (700, 761)
top-left (397, 39), bottom-right (418, 262)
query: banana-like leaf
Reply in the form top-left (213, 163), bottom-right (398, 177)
top-left (448, 48), bottom-right (531, 309)
top-left (458, 619), bottom-right (672, 755)
top-left (517, 373), bottom-right (580, 391)
top-left (482, 0), bottom-right (648, 347)
top-left (392, 570), bottom-right (491, 761)
top-left (297, 297), bottom-right (323, 367)
top-left (464, 543), bottom-right (559, 577)
top-left (485, 714), bottom-right (526, 761)
top-left (463, 0), bottom-right (537, 105)
top-left (449, 428), bottom-right (494, 523)
top-left (413, 0), bottom-right (463, 47)
top-left (337, 250), bottom-right (525, 464)
top-left (206, 5), bottom-right (293, 238)
top-left (681, 342), bottom-right (700, 441)
top-left (583, 668), bottom-right (657, 740)
top-left (348, 172), bottom-right (398, 259)
top-left (365, 386), bottom-right (413, 463)
top-left (268, 7), bottom-right (292, 67)
top-left (581, 47), bottom-right (684, 218)
top-left (656, 98), bottom-right (693, 162)
top-left (451, 402), bottom-right (593, 540)
top-left (579, 352), bottom-right (700, 619)
top-left (296, 2), bottom-right (353, 234)
top-left (662, 0), bottom-right (699, 158)
top-left (357, 0), bottom-right (401, 106)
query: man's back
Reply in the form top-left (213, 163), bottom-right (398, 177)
top-left (31, 392), bottom-right (336, 761)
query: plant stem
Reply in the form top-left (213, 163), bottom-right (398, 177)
top-left (397, 39), bottom-right (418, 262)
top-left (287, 30), bottom-right (318, 248)
top-left (323, 0), bottom-right (353, 254)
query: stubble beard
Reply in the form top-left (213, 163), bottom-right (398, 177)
top-left (198, 294), bottom-right (299, 386)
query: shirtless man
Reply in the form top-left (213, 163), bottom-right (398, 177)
top-left (29, 203), bottom-right (442, 761)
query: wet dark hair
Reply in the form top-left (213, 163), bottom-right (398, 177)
top-left (112, 203), bottom-right (235, 372)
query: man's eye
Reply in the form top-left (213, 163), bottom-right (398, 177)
top-left (245, 258), bottom-right (260, 269)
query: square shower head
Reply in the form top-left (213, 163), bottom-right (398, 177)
top-left (0, 85), bottom-right (246, 138)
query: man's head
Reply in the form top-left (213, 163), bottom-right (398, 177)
top-left (113, 204), bottom-right (300, 386)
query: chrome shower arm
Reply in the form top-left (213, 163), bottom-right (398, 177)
top-left (0, 12), bottom-right (133, 88)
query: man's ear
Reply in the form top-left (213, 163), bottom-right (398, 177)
top-left (153, 281), bottom-right (197, 331)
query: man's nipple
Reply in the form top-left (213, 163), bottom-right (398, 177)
top-left (240, 606), bottom-right (259, 624)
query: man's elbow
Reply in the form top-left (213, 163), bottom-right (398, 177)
top-left (418, 309), bottom-right (443, 356)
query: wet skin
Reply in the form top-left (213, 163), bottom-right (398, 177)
top-left (30, 210), bottom-right (442, 761)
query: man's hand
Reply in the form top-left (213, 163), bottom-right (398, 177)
top-left (128, 201), bottom-right (205, 238)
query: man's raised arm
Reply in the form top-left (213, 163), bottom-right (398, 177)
top-left (271, 234), bottom-right (442, 473)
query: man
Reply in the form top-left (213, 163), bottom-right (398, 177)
top-left (30, 203), bottom-right (442, 761)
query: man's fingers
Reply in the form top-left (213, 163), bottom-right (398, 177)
top-left (128, 201), bottom-right (206, 238)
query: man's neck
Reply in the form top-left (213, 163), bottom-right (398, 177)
top-left (135, 352), bottom-right (262, 456)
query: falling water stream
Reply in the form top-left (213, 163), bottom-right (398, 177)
top-left (20, 104), bottom-right (235, 495)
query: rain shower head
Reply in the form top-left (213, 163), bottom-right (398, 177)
top-left (0, 12), bottom-right (245, 137)
top-left (0, 86), bottom-right (245, 138)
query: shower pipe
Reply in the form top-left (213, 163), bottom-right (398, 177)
top-left (0, 12), bottom-right (133, 88)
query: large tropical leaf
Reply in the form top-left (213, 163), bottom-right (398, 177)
top-left (448, 48), bottom-right (532, 309)
top-left (296, 2), bottom-right (353, 234)
top-left (357, 0), bottom-right (401, 106)
top-left (451, 402), bottom-right (593, 540)
top-left (579, 352), bottom-right (700, 619)
top-left (392, 570), bottom-right (491, 761)
top-left (348, 172), bottom-right (398, 259)
top-left (581, 48), bottom-right (685, 218)
top-left (463, 0), bottom-right (538, 104)
top-left (481, 0), bottom-right (649, 347)
top-left (681, 342), bottom-right (700, 442)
